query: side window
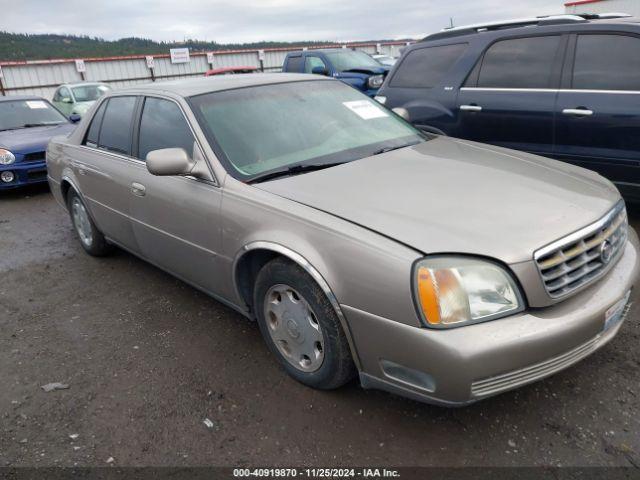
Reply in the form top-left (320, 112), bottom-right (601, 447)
top-left (97, 96), bottom-right (137, 155)
top-left (286, 55), bottom-right (303, 72)
top-left (304, 56), bottom-right (327, 73)
top-left (84, 100), bottom-right (108, 147)
top-left (138, 97), bottom-right (195, 161)
top-left (573, 34), bottom-right (640, 91)
top-left (54, 87), bottom-right (72, 102)
top-left (389, 43), bottom-right (468, 88)
top-left (477, 36), bottom-right (561, 89)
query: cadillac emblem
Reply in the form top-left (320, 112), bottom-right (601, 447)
top-left (600, 239), bottom-right (614, 264)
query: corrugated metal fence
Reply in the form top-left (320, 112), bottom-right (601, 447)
top-left (0, 41), bottom-right (410, 100)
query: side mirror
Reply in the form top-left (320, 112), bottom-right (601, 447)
top-left (392, 107), bottom-right (410, 122)
top-left (146, 148), bottom-right (194, 176)
top-left (311, 66), bottom-right (328, 76)
top-left (61, 97), bottom-right (72, 104)
top-left (69, 114), bottom-right (81, 123)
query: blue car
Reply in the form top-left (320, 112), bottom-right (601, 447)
top-left (282, 49), bottom-right (390, 96)
top-left (376, 13), bottom-right (640, 201)
top-left (0, 96), bottom-right (77, 189)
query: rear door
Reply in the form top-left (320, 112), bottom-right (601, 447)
top-left (74, 95), bottom-right (140, 251)
top-left (127, 96), bottom-right (224, 294)
top-left (554, 33), bottom-right (640, 198)
top-left (457, 35), bottom-right (566, 156)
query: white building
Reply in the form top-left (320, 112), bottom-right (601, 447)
top-left (565, 0), bottom-right (640, 16)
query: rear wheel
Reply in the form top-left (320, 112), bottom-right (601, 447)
top-left (254, 257), bottom-right (356, 389)
top-left (67, 190), bottom-right (113, 257)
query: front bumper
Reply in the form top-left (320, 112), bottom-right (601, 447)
top-left (0, 161), bottom-right (48, 189)
top-left (345, 230), bottom-right (640, 406)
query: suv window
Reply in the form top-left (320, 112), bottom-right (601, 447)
top-left (476, 36), bottom-right (561, 89)
top-left (305, 56), bottom-right (327, 73)
top-left (573, 34), bottom-right (640, 91)
top-left (54, 87), bottom-right (72, 102)
top-left (97, 96), bottom-right (137, 155)
top-left (138, 97), bottom-right (195, 161)
top-left (286, 55), bottom-right (303, 72)
top-left (390, 43), bottom-right (467, 88)
top-left (84, 100), bottom-right (107, 147)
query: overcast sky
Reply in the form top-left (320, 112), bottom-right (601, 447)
top-left (1, 0), bottom-right (562, 43)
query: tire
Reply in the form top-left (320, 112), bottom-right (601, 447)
top-left (67, 189), bottom-right (113, 257)
top-left (254, 257), bottom-right (356, 390)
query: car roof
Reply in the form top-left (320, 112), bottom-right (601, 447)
top-left (422, 15), bottom-right (640, 42)
top-left (59, 82), bottom-right (110, 88)
top-left (0, 95), bottom-right (45, 103)
top-left (113, 73), bottom-right (332, 97)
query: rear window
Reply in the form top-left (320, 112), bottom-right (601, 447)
top-left (84, 101), bottom-right (107, 147)
top-left (389, 43), bottom-right (467, 88)
top-left (97, 96), bottom-right (137, 155)
top-left (476, 36), bottom-right (561, 89)
top-left (286, 55), bottom-right (303, 72)
top-left (573, 34), bottom-right (640, 91)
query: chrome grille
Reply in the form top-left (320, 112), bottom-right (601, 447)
top-left (534, 202), bottom-right (628, 299)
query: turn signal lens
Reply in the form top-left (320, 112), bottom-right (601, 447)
top-left (414, 257), bottom-right (523, 328)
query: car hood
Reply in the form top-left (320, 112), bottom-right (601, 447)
top-left (338, 66), bottom-right (390, 78)
top-left (256, 137), bottom-right (620, 264)
top-left (0, 123), bottom-right (76, 153)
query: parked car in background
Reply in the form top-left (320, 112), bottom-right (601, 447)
top-left (376, 13), bottom-right (640, 201)
top-left (371, 54), bottom-right (397, 66)
top-left (282, 49), bottom-right (389, 96)
top-left (52, 82), bottom-right (111, 117)
top-left (47, 75), bottom-right (638, 406)
top-left (0, 96), bottom-right (77, 189)
top-left (205, 66), bottom-right (259, 76)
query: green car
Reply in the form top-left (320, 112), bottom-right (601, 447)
top-left (52, 82), bottom-right (111, 118)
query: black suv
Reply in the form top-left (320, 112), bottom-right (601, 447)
top-left (376, 13), bottom-right (640, 200)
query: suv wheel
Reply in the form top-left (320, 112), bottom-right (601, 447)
top-left (67, 190), bottom-right (113, 257)
top-left (254, 257), bottom-right (356, 389)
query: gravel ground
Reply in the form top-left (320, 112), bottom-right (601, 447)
top-left (1, 184), bottom-right (639, 468)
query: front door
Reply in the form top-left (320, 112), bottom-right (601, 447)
top-left (554, 33), bottom-right (640, 198)
top-left (456, 35), bottom-right (565, 157)
top-left (53, 87), bottom-right (73, 116)
top-left (127, 96), bottom-right (224, 294)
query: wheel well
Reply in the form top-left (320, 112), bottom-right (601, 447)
top-left (60, 180), bottom-right (73, 207)
top-left (235, 249), bottom-right (282, 314)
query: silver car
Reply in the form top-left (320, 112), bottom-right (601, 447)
top-left (47, 74), bottom-right (639, 406)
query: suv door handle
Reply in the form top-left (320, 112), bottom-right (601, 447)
top-left (460, 105), bottom-right (482, 112)
top-left (131, 182), bottom-right (146, 197)
top-left (562, 108), bottom-right (593, 117)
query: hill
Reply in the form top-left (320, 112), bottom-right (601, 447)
top-left (0, 32), bottom-right (350, 62)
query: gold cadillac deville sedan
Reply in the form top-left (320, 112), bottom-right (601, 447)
top-left (46, 74), bottom-right (639, 406)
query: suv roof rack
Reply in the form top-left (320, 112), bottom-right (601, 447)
top-left (423, 12), bottom-right (633, 41)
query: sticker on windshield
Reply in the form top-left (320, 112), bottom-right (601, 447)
top-left (26, 101), bottom-right (48, 109)
top-left (343, 100), bottom-right (388, 120)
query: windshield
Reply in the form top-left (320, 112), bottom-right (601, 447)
top-left (190, 80), bottom-right (424, 181)
top-left (0, 99), bottom-right (67, 131)
top-left (71, 84), bottom-right (111, 102)
top-left (325, 50), bottom-right (383, 71)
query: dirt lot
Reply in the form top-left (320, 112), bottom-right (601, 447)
top-left (1, 184), bottom-right (639, 468)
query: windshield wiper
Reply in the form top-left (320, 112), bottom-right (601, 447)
top-left (371, 141), bottom-right (421, 156)
top-left (248, 162), bottom-right (346, 184)
top-left (22, 122), bottom-right (62, 128)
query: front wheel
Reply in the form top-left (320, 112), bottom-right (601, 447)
top-left (67, 190), bottom-right (113, 257)
top-left (254, 258), bottom-right (356, 390)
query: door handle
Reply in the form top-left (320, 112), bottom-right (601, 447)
top-left (131, 182), bottom-right (146, 197)
top-left (460, 104), bottom-right (482, 112)
top-left (562, 108), bottom-right (593, 117)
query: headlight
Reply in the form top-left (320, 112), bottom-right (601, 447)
top-left (0, 149), bottom-right (15, 165)
top-left (413, 256), bottom-right (524, 328)
top-left (368, 75), bottom-right (384, 89)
